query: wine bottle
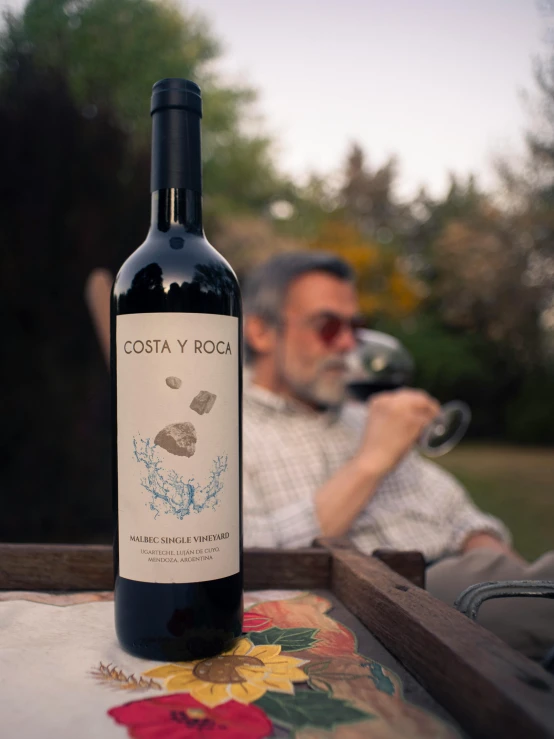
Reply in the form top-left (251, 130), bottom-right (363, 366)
top-left (111, 79), bottom-right (243, 661)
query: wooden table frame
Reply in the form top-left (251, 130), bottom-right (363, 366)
top-left (1, 540), bottom-right (553, 738)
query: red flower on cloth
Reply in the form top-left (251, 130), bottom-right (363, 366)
top-left (242, 613), bottom-right (273, 632)
top-left (108, 693), bottom-right (272, 739)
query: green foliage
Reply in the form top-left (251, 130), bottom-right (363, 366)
top-left (412, 174), bottom-right (486, 253)
top-left (1, 0), bottom-right (553, 551)
top-left (248, 627), bottom-right (320, 652)
top-left (340, 143), bottom-right (409, 246)
top-left (255, 691), bottom-right (373, 731)
top-left (0, 0), bottom-right (294, 542)
top-left (203, 132), bottom-right (283, 217)
top-left (375, 313), bottom-right (554, 443)
top-left (1, 0), bottom-right (286, 215)
top-left (375, 315), bottom-right (491, 396)
top-left (504, 370), bottom-right (554, 444)
top-left (328, 135), bottom-right (552, 444)
top-left (10, 0), bottom-right (217, 136)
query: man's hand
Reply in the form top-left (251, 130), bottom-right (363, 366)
top-left (316, 388), bottom-right (440, 538)
top-left (355, 389), bottom-right (441, 478)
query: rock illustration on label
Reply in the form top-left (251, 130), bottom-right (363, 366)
top-left (154, 422), bottom-right (197, 457)
top-left (165, 376), bottom-right (182, 390)
top-left (133, 436), bottom-right (227, 519)
top-left (190, 390), bottom-right (217, 415)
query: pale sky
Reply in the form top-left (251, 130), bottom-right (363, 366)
top-left (187, 0), bottom-right (544, 198)
top-left (1, 0), bottom-right (547, 198)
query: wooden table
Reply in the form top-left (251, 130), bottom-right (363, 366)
top-left (1, 540), bottom-right (553, 738)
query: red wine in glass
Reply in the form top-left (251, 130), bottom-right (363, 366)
top-left (346, 329), bottom-right (470, 457)
top-left (347, 380), bottom-right (403, 402)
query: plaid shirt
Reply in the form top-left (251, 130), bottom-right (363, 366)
top-left (243, 384), bottom-right (510, 561)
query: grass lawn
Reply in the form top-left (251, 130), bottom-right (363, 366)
top-left (436, 444), bottom-right (554, 561)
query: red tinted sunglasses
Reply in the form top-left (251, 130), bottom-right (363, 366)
top-left (311, 312), bottom-right (366, 346)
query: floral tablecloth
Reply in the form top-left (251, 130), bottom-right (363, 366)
top-left (0, 589), bottom-right (462, 738)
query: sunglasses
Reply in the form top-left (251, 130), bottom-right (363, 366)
top-left (309, 312), bottom-right (366, 346)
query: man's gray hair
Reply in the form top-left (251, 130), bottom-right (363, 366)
top-left (242, 251), bottom-right (355, 361)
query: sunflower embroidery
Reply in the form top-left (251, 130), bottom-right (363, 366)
top-left (142, 637), bottom-right (308, 707)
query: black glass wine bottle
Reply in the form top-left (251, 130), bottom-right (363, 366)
top-left (111, 79), bottom-right (243, 661)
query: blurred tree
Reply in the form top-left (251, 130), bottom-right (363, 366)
top-left (0, 57), bottom-right (148, 541)
top-left (0, 0), bottom-right (287, 217)
top-left (343, 142), bottom-right (552, 441)
top-left (274, 175), bottom-right (337, 240)
top-left (212, 215), bottom-right (304, 281)
top-left (278, 132), bottom-right (552, 442)
top-left (401, 173), bottom-right (549, 439)
top-left (432, 215), bottom-right (543, 365)
top-left (374, 313), bottom-right (521, 438)
top-left (503, 369), bottom-right (554, 443)
top-left (0, 0), bottom-right (295, 542)
top-left (340, 143), bottom-right (413, 245)
top-left (408, 174), bottom-right (484, 269)
top-left (310, 219), bottom-right (422, 319)
top-left (3, 0), bottom-right (215, 126)
top-left (522, 53), bottom-right (554, 204)
top-left (495, 46), bottom-right (554, 352)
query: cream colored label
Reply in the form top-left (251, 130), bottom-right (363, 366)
top-left (116, 313), bottom-right (240, 583)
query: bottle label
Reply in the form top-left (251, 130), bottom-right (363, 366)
top-left (116, 313), bottom-right (240, 584)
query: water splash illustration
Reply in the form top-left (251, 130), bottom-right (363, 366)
top-left (133, 436), bottom-right (227, 519)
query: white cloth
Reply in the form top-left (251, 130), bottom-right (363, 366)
top-left (243, 385), bottom-right (510, 560)
top-left (1, 597), bottom-right (141, 739)
top-left (0, 591), bottom-right (296, 739)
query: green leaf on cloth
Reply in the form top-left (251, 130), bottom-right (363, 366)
top-left (248, 627), bottom-right (319, 652)
top-left (255, 690), bottom-right (374, 730)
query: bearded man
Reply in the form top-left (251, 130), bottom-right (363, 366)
top-left (242, 251), bottom-right (554, 660)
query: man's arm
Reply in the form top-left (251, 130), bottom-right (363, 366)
top-left (316, 390), bottom-right (522, 563)
top-left (243, 389), bottom-right (440, 547)
top-left (315, 389), bottom-right (441, 537)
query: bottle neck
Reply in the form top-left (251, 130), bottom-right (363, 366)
top-left (149, 103), bottom-right (203, 233)
top-left (151, 189), bottom-right (203, 234)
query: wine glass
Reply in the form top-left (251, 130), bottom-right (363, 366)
top-left (346, 329), bottom-right (471, 457)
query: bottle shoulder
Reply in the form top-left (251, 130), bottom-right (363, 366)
top-left (115, 231), bottom-right (237, 291)
top-left (113, 230), bottom-right (241, 316)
